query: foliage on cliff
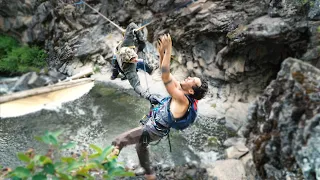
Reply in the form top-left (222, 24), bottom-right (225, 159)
top-left (0, 35), bottom-right (47, 75)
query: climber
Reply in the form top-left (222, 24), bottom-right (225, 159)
top-left (111, 22), bottom-right (158, 104)
top-left (109, 34), bottom-right (208, 180)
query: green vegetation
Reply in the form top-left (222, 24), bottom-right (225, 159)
top-left (207, 136), bottom-right (220, 147)
top-left (93, 65), bottom-right (101, 73)
top-left (298, 0), bottom-right (315, 6)
top-left (0, 130), bottom-right (134, 180)
top-left (0, 35), bottom-right (47, 75)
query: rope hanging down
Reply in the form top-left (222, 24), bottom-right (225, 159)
top-left (142, 53), bottom-right (150, 93)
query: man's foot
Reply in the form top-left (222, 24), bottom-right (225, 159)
top-left (144, 174), bottom-right (156, 180)
top-left (118, 73), bottom-right (127, 81)
top-left (110, 146), bottom-right (120, 157)
top-left (110, 75), bottom-right (117, 80)
top-left (121, 76), bottom-right (127, 80)
top-left (105, 146), bottom-right (120, 162)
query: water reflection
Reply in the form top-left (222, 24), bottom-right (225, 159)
top-left (0, 82), bottom-right (202, 168)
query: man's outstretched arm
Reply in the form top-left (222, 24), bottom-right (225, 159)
top-left (158, 34), bottom-right (187, 103)
top-left (157, 35), bottom-right (178, 86)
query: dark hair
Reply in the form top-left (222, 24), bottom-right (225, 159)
top-left (189, 78), bottom-right (208, 100)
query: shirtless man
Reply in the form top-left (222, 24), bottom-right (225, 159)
top-left (111, 34), bottom-right (208, 179)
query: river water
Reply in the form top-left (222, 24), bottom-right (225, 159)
top-left (0, 82), bottom-right (217, 169)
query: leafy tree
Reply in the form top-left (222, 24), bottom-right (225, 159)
top-left (0, 35), bottom-right (19, 58)
top-left (0, 131), bottom-right (134, 180)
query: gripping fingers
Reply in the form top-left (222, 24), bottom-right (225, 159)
top-left (157, 40), bottom-right (161, 50)
top-left (158, 38), bottom-right (166, 54)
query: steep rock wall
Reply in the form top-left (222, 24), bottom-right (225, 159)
top-left (243, 58), bottom-right (320, 179)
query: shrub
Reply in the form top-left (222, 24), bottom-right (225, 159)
top-left (0, 35), bottom-right (47, 75)
top-left (0, 130), bottom-right (134, 180)
top-left (0, 35), bottom-right (19, 58)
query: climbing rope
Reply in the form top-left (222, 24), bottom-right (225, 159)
top-left (133, 20), bottom-right (154, 32)
top-left (142, 49), bottom-right (150, 93)
top-left (72, 0), bottom-right (125, 33)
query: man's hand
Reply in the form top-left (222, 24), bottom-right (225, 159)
top-left (130, 57), bottom-right (138, 63)
top-left (157, 37), bottom-right (165, 67)
top-left (162, 34), bottom-right (171, 49)
top-left (147, 94), bottom-right (163, 105)
top-left (157, 33), bottom-right (184, 102)
top-left (137, 40), bottom-right (146, 52)
top-left (158, 34), bottom-right (172, 78)
top-left (157, 37), bottom-right (165, 56)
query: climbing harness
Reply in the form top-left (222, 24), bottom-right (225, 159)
top-left (141, 129), bottom-right (151, 145)
top-left (139, 99), bottom-right (172, 151)
top-left (140, 95), bottom-right (197, 152)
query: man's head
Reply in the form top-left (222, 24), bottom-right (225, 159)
top-left (180, 77), bottom-right (208, 100)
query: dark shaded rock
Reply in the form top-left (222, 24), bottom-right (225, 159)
top-left (301, 46), bottom-right (320, 68)
top-left (219, 15), bottom-right (309, 83)
top-left (148, 0), bottom-right (174, 13)
top-left (27, 72), bottom-right (47, 88)
top-left (192, 36), bottom-right (216, 65)
top-left (9, 70), bottom-right (67, 92)
top-left (47, 69), bottom-right (67, 82)
top-left (0, 77), bottom-right (18, 95)
top-left (11, 72), bottom-right (34, 92)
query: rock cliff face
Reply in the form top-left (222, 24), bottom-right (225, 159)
top-left (1, 0), bottom-right (318, 77)
top-left (243, 58), bottom-right (320, 179)
top-left (0, 0), bottom-right (319, 179)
